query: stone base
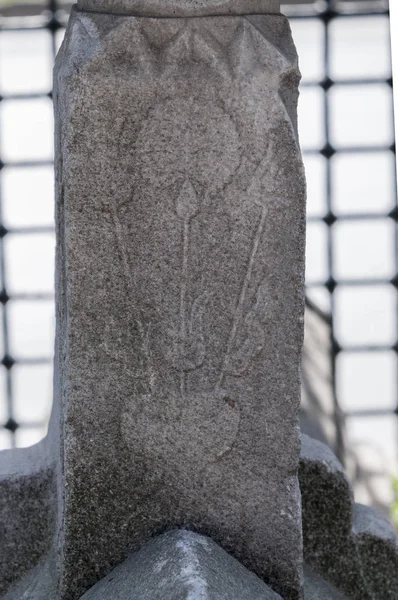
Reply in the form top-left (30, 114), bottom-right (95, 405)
top-left (3, 435), bottom-right (398, 600)
top-left (79, 530), bottom-right (283, 600)
top-left (300, 435), bottom-right (398, 600)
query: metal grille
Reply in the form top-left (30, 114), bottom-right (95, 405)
top-left (0, 0), bottom-right (396, 509)
top-left (285, 0), bottom-right (397, 508)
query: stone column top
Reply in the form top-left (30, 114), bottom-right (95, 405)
top-left (77, 0), bottom-right (281, 17)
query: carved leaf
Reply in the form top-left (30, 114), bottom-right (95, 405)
top-left (246, 142), bottom-right (279, 209)
top-left (223, 310), bottom-right (264, 378)
top-left (166, 292), bottom-right (211, 372)
top-left (187, 291), bottom-right (212, 364)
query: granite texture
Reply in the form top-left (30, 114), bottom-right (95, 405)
top-left (3, 433), bottom-right (398, 600)
top-left (303, 567), bottom-right (350, 600)
top-left (77, 0), bottom-right (280, 17)
top-left (300, 434), bottom-right (370, 600)
top-left (53, 8), bottom-right (306, 600)
top-left (79, 530), bottom-right (283, 599)
top-left (354, 503), bottom-right (398, 599)
top-left (0, 442), bottom-right (56, 597)
top-left (300, 434), bottom-right (398, 600)
top-left (1, 560), bottom-right (56, 600)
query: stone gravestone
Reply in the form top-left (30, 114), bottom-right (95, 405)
top-left (1, 3), bottom-right (398, 600)
top-left (1, 1), bottom-right (307, 599)
top-left (53, 2), bottom-right (306, 599)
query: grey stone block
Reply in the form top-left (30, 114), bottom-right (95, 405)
top-left (300, 435), bottom-right (369, 600)
top-left (1, 560), bottom-right (56, 600)
top-left (300, 434), bottom-right (354, 544)
top-left (77, 0), bottom-right (280, 17)
top-left (304, 567), bottom-right (350, 600)
top-left (79, 529), bottom-right (283, 599)
top-left (353, 503), bottom-right (398, 599)
top-left (0, 443), bottom-right (55, 597)
top-left (53, 8), bottom-right (306, 600)
top-left (300, 434), bottom-right (398, 600)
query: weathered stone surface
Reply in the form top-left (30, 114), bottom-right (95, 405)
top-left (300, 434), bottom-right (398, 600)
top-left (53, 8), bottom-right (305, 600)
top-left (354, 503), bottom-right (398, 599)
top-left (300, 434), bottom-right (354, 545)
top-left (1, 559), bottom-right (56, 600)
top-left (300, 434), bottom-right (370, 600)
top-left (0, 442), bottom-right (55, 596)
top-left (303, 567), bottom-right (350, 600)
top-left (77, 0), bottom-right (280, 17)
top-left (79, 530), bottom-right (283, 599)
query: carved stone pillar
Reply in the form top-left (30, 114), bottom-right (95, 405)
top-left (52, 2), bottom-right (306, 599)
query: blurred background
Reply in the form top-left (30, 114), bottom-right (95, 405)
top-left (0, 0), bottom-right (396, 524)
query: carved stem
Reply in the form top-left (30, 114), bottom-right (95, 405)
top-left (180, 218), bottom-right (190, 397)
top-left (216, 204), bottom-right (267, 391)
top-left (109, 195), bottom-right (150, 375)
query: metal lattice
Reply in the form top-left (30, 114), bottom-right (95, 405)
top-left (286, 0), bottom-right (397, 503)
top-left (0, 0), bottom-right (396, 497)
top-left (0, 1), bottom-right (69, 448)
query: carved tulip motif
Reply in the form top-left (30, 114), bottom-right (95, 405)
top-left (215, 144), bottom-right (276, 390)
top-left (168, 142), bottom-right (277, 394)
